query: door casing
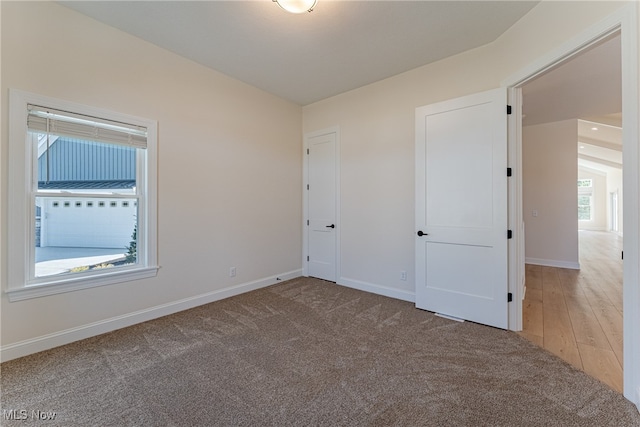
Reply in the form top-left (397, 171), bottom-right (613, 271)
top-left (503, 2), bottom-right (639, 405)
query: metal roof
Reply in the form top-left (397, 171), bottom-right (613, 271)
top-left (38, 137), bottom-right (136, 182)
top-left (38, 180), bottom-right (136, 190)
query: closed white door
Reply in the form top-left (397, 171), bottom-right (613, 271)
top-left (415, 88), bottom-right (508, 329)
top-left (307, 132), bottom-right (337, 281)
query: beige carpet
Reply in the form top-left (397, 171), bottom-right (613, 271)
top-left (2, 277), bottom-right (639, 426)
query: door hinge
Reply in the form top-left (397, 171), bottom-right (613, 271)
top-left (507, 292), bottom-right (513, 302)
top-left (307, 184), bottom-right (309, 190)
top-left (507, 230), bottom-right (513, 239)
top-left (507, 167), bottom-right (512, 177)
top-left (307, 220), bottom-right (309, 226)
top-left (307, 256), bottom-right (309, 262)
top-left (507, 105), bottom-right (512, 115)
top-left (307, 148), bottom-right (309, 155)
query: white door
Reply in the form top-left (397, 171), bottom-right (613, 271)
top-left (415, 88), bottom-right (508, 329)
top-left (307, 132), bottom-right (337, 281)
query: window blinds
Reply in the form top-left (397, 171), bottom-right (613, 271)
top-left (27, 104), bottom-right (147, 149)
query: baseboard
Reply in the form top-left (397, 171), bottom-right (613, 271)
top-left (0, 269), bottom-right (302, 362)
top-left (337, 277), bottom-right (415, 303)
top-left (525, 258), bottom-right (580, 270)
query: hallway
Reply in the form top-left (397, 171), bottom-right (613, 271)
top-left (519, 230), bottom-right (623, 392)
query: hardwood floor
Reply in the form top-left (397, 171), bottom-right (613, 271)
top-left (518, 230), bottom-right (623, 393)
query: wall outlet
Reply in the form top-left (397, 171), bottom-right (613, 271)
top-left (532, 209), bottom-right (538, 217)
top-left (400, 271), bottom-right (407, 281)
top-left (229, 267), bottom-right (236, 277)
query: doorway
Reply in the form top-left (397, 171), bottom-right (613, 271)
top-left (518, 33), bottom-right (624, 392)
top-left (506, 6), bottom-right (638, 401)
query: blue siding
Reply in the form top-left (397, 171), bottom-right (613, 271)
top-left (38, 137), bottom-right (136, 182)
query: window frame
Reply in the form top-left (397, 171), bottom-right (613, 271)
top-left (7, 89), bottom-right (158, 302)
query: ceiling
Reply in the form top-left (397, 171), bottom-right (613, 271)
top-left (60, 1), bottom-right (622, 173)
top-left (522, 34), bottom-right (621, 127)
top-left (59, 0), bottom-right (538, 106)
top-left (522, 34), bottom-right (622, 174)
top-left (577, 117), bottom-right (622, 174)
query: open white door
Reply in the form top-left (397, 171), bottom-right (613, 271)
top-left (415, 88), bottom-right (508, 329)
top-left (307, 131), bottom-right (337, 282)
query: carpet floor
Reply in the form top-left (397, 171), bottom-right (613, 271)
top-left (1, 277), bottom-right (639, 426)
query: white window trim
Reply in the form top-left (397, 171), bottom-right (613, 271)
top-left (7, 89), bottom-right (159, 302)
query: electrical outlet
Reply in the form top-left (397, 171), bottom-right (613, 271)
top-left (532, 209), bottom-right (538, 217)
top-left (229, 267), bottom-right (236, 277)
top-left (400, 271), bottom-right (407, 281)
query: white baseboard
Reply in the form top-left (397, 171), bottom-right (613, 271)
top-left (578, 227), bottom-right (608, 232)
top-left (337, 277), bottom-right (415, 303)
top-left (525, 258), bottom-right (580, 270)
top-left (0, 269), bottom-right (302, 362)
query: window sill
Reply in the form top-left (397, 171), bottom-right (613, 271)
top-left (6, 266), bottom-right (159, 302)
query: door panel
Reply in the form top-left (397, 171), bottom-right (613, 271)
top-left (307, 132), bottom-right (337, 282)
top-left (416, 88), bottom-right (508, 329)
top-left (425, 103), bottom-right (494, 229)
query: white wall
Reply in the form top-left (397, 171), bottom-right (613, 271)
top-left (522, 120), bottom-right (579, 268)
top-left (302, 1), bottom-right (626, 297)
top-left (578, 167), bottom-right (608, 231)
top-left (1, 2), bottom-right (302, 354)
top-left (1, 0), bottom-right (635, 364)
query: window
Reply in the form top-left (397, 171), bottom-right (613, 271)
top-left (578, 195), bottom-right (592, 220)
top-left (577, 178), bottom-right (593, 188)
top-left (578, 178), bottom-right (593, 221)
top-left (8, 90), bottom-right (158, 301)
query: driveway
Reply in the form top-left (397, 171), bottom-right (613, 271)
top-left (36, 247), bottom-right (126, 277)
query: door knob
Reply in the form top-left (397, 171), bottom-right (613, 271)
top-left (417, 230), bottom-right (428, 236)
top-left (326, 224), bottom-right (335, 229)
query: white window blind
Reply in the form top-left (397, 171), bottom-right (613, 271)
top-left (27, 104), bottom-right (147, 148)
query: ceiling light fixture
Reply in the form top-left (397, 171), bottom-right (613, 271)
top-left (273, 0), bottom-right (317, 14)
top-left (591, 127), bottom-right (598, 131)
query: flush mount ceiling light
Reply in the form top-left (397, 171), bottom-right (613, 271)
top-left (273, 0), bottom-right (317, 14)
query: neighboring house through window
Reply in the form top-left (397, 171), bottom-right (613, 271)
top-left (7, 90), bottom-right (158, 301)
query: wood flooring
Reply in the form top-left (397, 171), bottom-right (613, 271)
top-left (518, 230), bottom-right (623, 393)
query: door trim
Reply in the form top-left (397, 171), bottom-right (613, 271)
top-left (503, 2), bottom-right (639, 406)
top-left (303, 126), bottom-right (340, 280)
top-left (507, 87), bottom-right (524, 332)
